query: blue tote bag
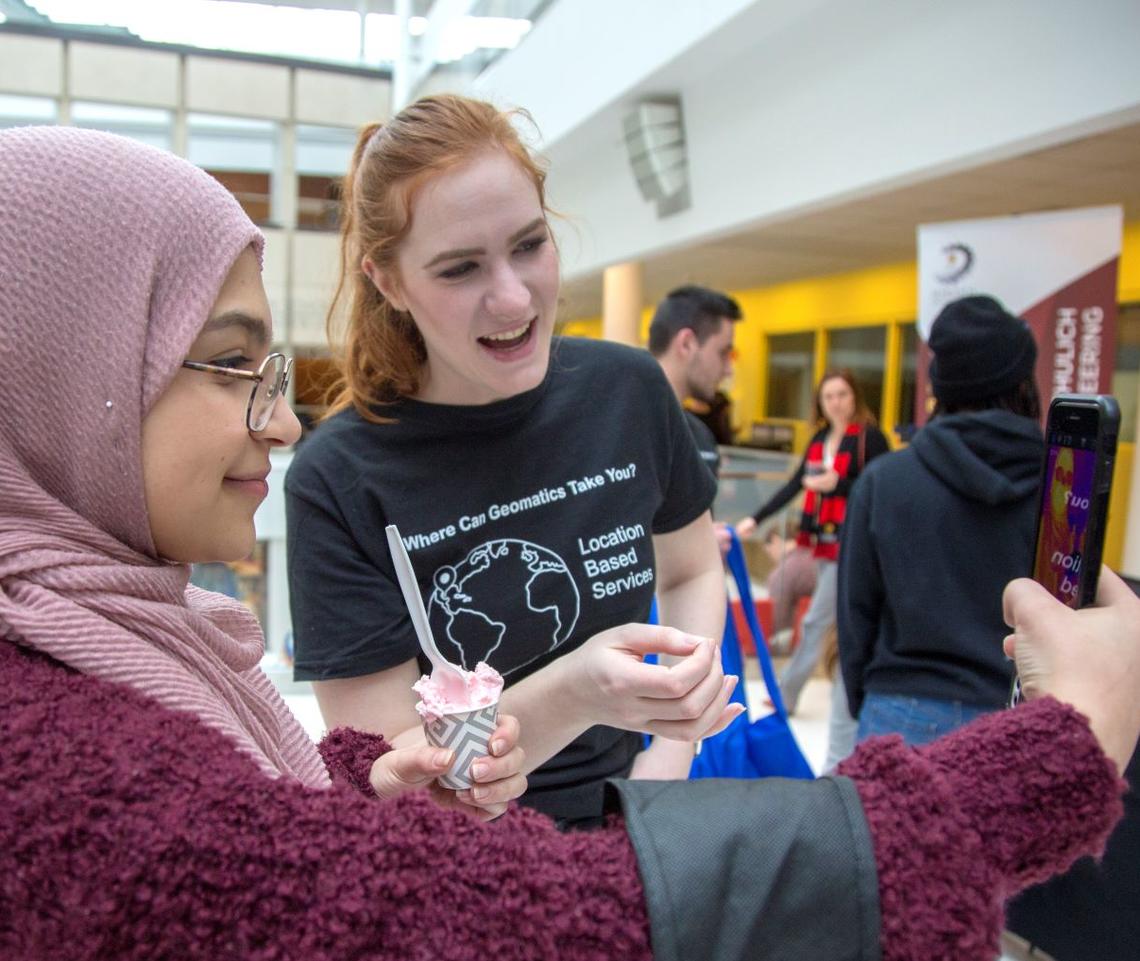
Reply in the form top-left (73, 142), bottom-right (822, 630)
top-left (648, 529), bottom-right (814, 780)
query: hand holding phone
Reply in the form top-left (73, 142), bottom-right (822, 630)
top-left (1010, 394), bottom-right (1119, 705)
top-left (1003, 570), bottom-right (1140, 774)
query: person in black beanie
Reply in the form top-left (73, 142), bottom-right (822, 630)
top-left (836, 294), bottom-right (1044, 750)
top-left (927, 294), bottom-right (1041, 413)
top-left (907, 299), bottom-right (1140, 961)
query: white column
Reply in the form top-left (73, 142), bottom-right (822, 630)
top-left (358, 0), bottom-right (368, 65)
top-left (392, 0), bottom-right (413, 110)
top-left (265, 539), bottom-right (292, 659)
top-left (602, 261), bottom-right (643, 347)
top-left (172, 54), bottom-right (188, 156)
top-left (58, 39), bottom-right (71, 125)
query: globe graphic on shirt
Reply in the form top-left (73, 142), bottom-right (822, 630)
top-left (427, 539), bottom-right (580, 676)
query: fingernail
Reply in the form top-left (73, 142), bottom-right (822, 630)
top-left (436, 750), bottom-right (454, 768)
top-left (471, 761), bottom-right (487, 780)
top-left (472, 786), bottom-right (488, 801)
top-left (490, 739), bottom-right (506, 757)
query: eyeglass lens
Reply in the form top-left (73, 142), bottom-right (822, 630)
top-left (249, 354), bottom-right (287, 431)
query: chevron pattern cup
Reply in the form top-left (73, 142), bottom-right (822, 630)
top-left (423, 702), bottom-right (500, 790)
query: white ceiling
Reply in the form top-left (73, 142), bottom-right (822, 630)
top-left (203, 0), bottom-right (432, 13)
top-left (559, 120), bottom-right (1140, 319)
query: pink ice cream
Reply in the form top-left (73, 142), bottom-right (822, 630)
top-left (413, 661), bottom-right (503, 724)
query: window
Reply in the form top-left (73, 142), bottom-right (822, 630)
top-left (0, 94), bottom-right (56, 129)
top-left (766, 332), bottom-right (815, 419)
top-left (188, 113), bottom-right (278, 225)
top-left (1113, 303), bottom-right (1140, 441)
top-left (826, 325), bottom-right (887, 421)
top-left (297, 175), bottom-right (343, 230)
top-left (295, 124), bottom-right (356, 230)
top-left (71, 101), bottom-right (173, 151)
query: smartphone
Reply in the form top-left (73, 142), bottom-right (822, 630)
top-left (1010, 393), bottom-right (1120, 704)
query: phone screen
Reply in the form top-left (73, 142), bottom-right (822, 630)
top-left (1031, 430), bottom-right (1099, 608)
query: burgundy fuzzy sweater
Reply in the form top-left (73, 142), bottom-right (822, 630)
top-left (0, 641), bottom-right (1123, 960)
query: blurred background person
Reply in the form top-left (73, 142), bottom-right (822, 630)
top-left (687, 389), bottom-right (736, 447)
top-left (818, 625), bottom-right (857, 772)
top-left (837, 295), bottom-right (1042, 745)
top-left (648, 284), bottom-right (742, 555)
top-left (736, 369), bottom-right (890, 714)
top-left (648, 284), bottom-right (742, 479)
top-left (760, 521), bottom-right (817, 655)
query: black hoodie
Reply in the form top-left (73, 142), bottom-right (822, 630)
top-left (837, 409), bottom-right (1044, 715)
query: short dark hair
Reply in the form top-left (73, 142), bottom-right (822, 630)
top-left (647, 285), bottom-right (742, 356)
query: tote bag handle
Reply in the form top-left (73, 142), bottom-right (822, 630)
top-left (725, 528), bottom-right (792, 722)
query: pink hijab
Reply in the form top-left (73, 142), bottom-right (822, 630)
top-left (0, 126), bottom-right (328, 788)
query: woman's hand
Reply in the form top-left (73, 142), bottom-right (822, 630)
top-left (369, 714), bottom-right (527, 821)
top-left (1003, 569), bottom-right (1140, 775)
top-left (801, 468), bottom-right (839, 493)
top-left (735, 517), bottom-right (758, 539)
top-left (566, 624), bottom-right (743, 741)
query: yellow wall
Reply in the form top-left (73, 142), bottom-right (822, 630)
top-left (558, 317), bottom-right (602, 339)
top-left (1120, 220), bottom-right (1140, 301)
top-left (732, 261), bottom-right (918, 441)
top-left (1106, 442), bottom-right (1133, 571)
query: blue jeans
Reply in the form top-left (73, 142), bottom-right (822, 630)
top-left (823, 663), bottom-right (857, 773)
top-left (856, 692), bottom-right (994, 747)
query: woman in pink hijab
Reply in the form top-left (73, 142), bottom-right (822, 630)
top-left (0, 125), bottom-right (1137, 961)
top-left (0, 123), bottom-right (525, 814)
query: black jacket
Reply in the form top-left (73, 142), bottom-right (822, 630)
top-left (837, 409), bottom-right (1044, 715)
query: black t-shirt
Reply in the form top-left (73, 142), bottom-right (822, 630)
top-left (684, 409), bottom-right (721, 481)
top-left (285, 337), bottom-right (717, 824)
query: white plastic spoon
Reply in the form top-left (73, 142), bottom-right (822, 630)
top-left (385, 525), bottom-right (468, 691)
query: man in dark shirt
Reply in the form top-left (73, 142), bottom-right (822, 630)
top-left (648, 285), bottom-right (741, 471)
top-left (648, 285), bottom-right (742, 552)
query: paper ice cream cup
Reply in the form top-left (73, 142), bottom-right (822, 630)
top-left (422, 701), bottom-right (500, 790)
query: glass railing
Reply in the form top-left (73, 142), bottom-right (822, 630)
top-left (714, 445), bottom-right (797, 527)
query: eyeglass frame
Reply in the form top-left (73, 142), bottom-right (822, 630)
top-left (180, 352), bottom-right (294, 432)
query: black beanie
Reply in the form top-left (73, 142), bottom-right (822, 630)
top-left (928, 295), bottom-right (1038, 405)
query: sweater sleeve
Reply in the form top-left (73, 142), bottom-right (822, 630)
top-left (0, 647), bottom-right (653, 961)
top-left (317, 726), bottom-right (393, 797)
top-left (838, 697), bottom-right (1126, 961)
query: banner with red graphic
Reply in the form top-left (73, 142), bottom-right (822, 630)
top-left (914, 206), bottom-right (1122, 426)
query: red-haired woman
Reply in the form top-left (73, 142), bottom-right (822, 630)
top-left (285, 94), bottom-right (738, 828)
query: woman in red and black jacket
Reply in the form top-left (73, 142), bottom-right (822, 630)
top-left (737, 369), bottom-right (890, 715)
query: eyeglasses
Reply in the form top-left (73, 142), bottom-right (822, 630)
top-left (181, 352), bottom-right (294, 432)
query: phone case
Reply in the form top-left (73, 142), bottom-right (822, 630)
top-left (1048, 394), bottom-right (1120, 606)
